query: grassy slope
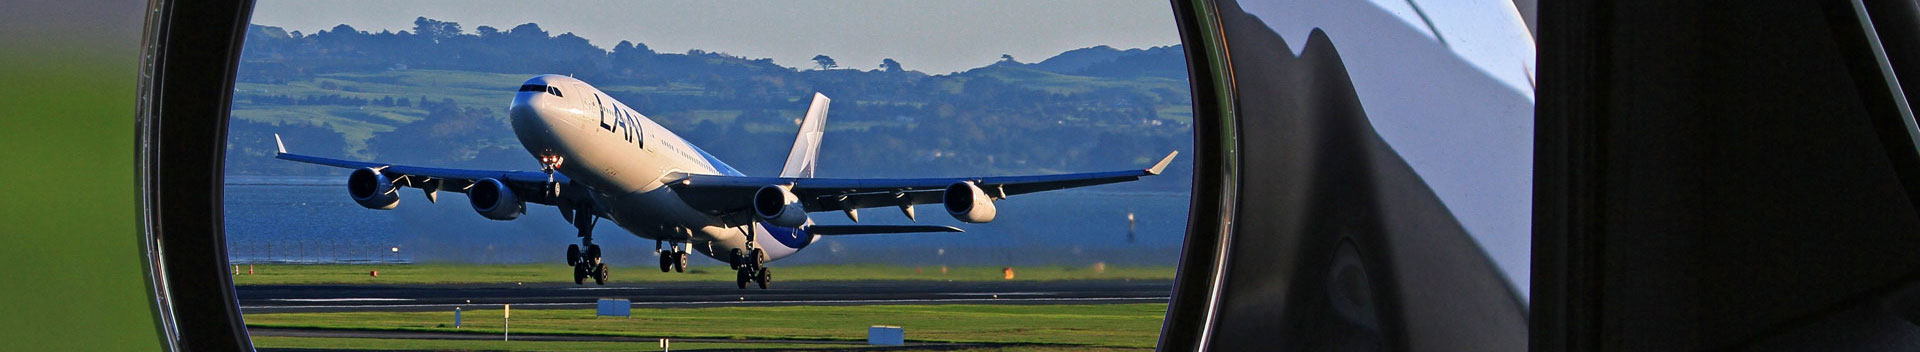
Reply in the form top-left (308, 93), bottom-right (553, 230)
top-left (229, 68), bottom-right (1191, 157)
top-left (232, 263), bottom-right (1174, 286)
top-left (247, 304), bottom-right (1166, 348)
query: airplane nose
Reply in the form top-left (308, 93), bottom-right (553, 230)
top-left (511, 93), bottom-right (573, 131)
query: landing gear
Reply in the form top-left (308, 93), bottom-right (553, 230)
top-left (572, 241), bottom-right (604, 285)
top-left (538, 155), bottom-right (565, 198)
top-left (729, 249), bottom-right (743, 270)
top-left (734, 223), bottom-right (772, 290)
top-left (573, 262), bottom-right (587, 284)
top-left (657, 241), bottom-right (690, 273)
top-left (566, 244), bottom-right (580, 266)
top-left (566, 201), bottom-right (605, 285)
top-left (657, 250), bottom-right (673, 273)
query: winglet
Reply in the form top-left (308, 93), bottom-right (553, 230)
top-left (1146, 151), bottom-right (1178, 175)
top-left (274, 133), bottom-right (287, 154)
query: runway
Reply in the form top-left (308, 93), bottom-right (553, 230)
top-left (238, 279), bottom-right (1172, 313)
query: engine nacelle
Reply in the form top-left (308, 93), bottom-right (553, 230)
top-left (943, 181), bottom-right (998, 223)
top-left (346, 167), bottom-right (399, 210)
top-left (468, 178), bottom-right (524, 221)
top-left (753, 185), bottom-right (808, 227)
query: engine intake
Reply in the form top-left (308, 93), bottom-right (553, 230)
top-left (753, 185), bottom-right (808, 227)
top-left (469, 178), bottom-right (524, 221)
top-left (943, 181), bottom-right (997, 223)
top-left (346, 167), bottom-right (399, 209)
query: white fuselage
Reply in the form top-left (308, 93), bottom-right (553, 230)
top-left (507, 74), bottom-right (814, 262)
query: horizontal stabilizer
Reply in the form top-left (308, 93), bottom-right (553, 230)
top-left (809, 225), bottom-right (963, 236)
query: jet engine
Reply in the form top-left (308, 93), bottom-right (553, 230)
top-left (943, 181), bottom-right (998, 223)
top-left (753, 185), bottom-right (808, 227)
top-left (346, 167), bottom-right (399, 209)
top-left (469, 178), bottom-right (524, 221)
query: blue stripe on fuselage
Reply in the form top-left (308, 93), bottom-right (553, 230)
top-left (691, 144), bottom-right (745, 177)
top-left (761, 223), bottom-right (812, 249)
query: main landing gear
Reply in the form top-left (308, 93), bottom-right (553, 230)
top-left (734, 223), bottom-right (772, 289)
top-left (657, 240), bottom-right (688, 273)
top-left (566, 199), bottom-right (607, 285)
top-left (568, 240), bottom-right (607, 285)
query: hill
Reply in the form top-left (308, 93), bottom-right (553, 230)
top-left (226, 18), bottom-right (1193, 190)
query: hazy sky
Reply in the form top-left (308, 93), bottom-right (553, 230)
top-left (251, 0), bottom-right (1183, 74)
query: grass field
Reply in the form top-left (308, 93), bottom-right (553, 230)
top-left (252, 336), bottom-right (857, 351)
top-left (251, 336), bottom-right (1151, 351)
top-left (231, 263), bottom-right (1176, 286)
top-left (246, 303), bottom-right (1165, 350)
top-left (252, 336), bottom-right (1151, 351)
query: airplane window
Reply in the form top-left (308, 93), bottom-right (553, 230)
top-left (222, 2), bottom-right (1190, 351)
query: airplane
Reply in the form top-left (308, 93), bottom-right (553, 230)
top-left (274, 74), bottom-right (1177, 289)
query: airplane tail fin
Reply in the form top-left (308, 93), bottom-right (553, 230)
top-left (779, 93), bottom-right (830, 178)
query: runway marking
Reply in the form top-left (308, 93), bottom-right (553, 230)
top-left (562, 287), bottom-right (649, 290)
top-left (270, 298), bottom-right (414, 302)
top-left (241, 296), bottom-right (1169, 311)
top-left (936, 292), bottom-right (1057, 296)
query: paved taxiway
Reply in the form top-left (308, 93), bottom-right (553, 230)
top-left (238, 280), bottom-right (1172, 313)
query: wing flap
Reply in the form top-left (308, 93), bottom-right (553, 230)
top-left (665, 151), bottom-right (1178, 217)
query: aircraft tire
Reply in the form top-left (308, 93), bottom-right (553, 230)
top-left (658, 252), bottom-right (671, 272)
top-left (729, 249), bottom-right (742, 270)
top-left (674, 252), bottom-right (687, 273)
top-left (566, 244), bottom-right (580, 266)
top-left (736, 268), bottom-right (750, 289)
top-left (594, 263), bottom-right (608, 285)
top-left (586, 245), bottom-right (602, 263)
top-left (756, 267), bottom-right (771, 289)
top-left (749, 248), bottom-right (765, 267)
top-left (573, 263), bottom-right (586, 285)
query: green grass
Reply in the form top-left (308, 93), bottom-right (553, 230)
top-left (246, 304), bottom-right (1166, 349)
top-left (232, 263), bottom-right (1174, 286)
top-left (251, 336), bottom-right (858, 351)
top-left (251, 336), bottom-right (1149, 351)
top-left (0, 44), bottom-right (166, 349)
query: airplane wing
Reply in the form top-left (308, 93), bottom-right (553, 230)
top-left (809, 225), bottom-right (964, 235)
top-left (271, 134), bottom-right (570, 206)
top-left (668, 151), bottom-right (1177, 224)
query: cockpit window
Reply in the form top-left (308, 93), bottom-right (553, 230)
top-left (519, 84), bottom-right (564, 97)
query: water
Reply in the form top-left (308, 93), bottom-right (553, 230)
top-left (224, 179), bottom-right (1190, 267)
